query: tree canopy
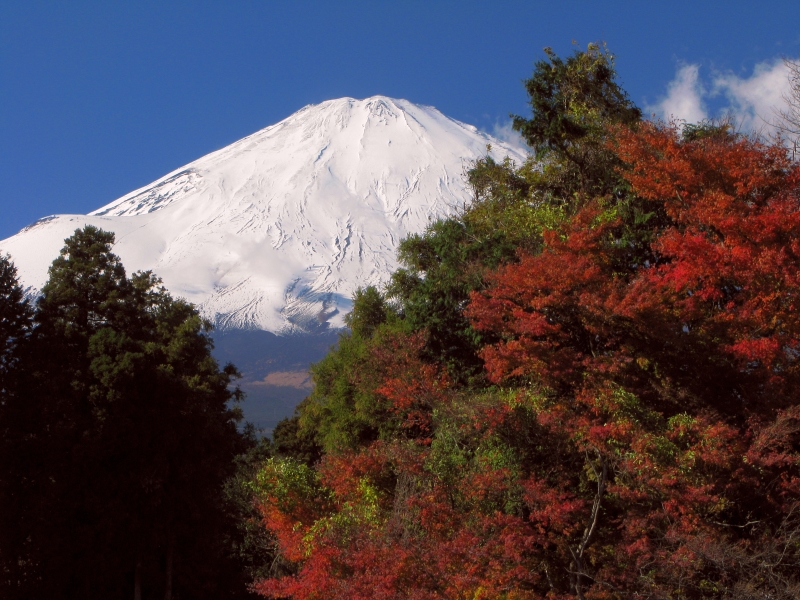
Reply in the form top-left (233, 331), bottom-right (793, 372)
top-left (251, 45), bottom-right (800, 599)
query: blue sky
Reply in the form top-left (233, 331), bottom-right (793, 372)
top-left (2, 1), bottom-right (799, 240)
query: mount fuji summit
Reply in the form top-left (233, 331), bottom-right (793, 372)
top-left (1, 96), bottom-right (527, 335)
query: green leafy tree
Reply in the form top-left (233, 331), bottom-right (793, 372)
top-left (300, 325), bottom-right (390, 453)
top-left (223, 433), bottom-right (283, 589)
top-left (388, 217), bottom-right (517, 383)
top-left (272, 407), bottom-right (322, 466)
top-left (512, 41), bottom-right (641, 199)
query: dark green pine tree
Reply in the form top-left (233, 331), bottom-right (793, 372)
top-left (0, 255), bottom-right (32, 386)
top-left (1, 226), bottom-right (251, 599)
top-left (0, 255), bottom-right (34, 591)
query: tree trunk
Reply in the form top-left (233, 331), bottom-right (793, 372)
top-left (134, 553), bottom-right (142, 600)
top-left (164, 532), bottom-right (174, 600)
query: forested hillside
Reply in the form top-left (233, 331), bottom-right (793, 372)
top-left (249, 44), bottom-right (800, 598)
top-left (2, 42), bottom-right (800, 599)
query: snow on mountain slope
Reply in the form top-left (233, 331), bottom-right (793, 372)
top-left (0, 97), bottom-right (527, 333)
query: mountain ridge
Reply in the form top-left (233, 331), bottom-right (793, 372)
top-left (1, 96), bottom-right (527, 334)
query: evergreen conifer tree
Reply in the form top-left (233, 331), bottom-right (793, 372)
top-left (1, 226), bottom-right (250, 599)
top-left (0, 255), bottom-right (32, 387)
top-left (0, 255), bottom-right (33, 592)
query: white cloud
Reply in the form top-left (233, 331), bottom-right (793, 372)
top-left (713, 59), bottom-right (790, 135)
top-left (490, 119), bottom-right (527, 150)
top-left (650, 63), bottom-right (708, 124)
top-left (651, 58), bottom-right (794, 137)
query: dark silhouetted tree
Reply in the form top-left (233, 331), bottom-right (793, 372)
top-left (1, 226), bottom-right (250, 599)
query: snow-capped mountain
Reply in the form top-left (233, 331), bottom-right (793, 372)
top-left (0, 96), bottom-right (527, 334)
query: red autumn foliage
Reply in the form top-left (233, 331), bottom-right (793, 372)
top-left (371, 330), bottom-right (452, 440)
top-left (464, 122), bottom-right (800, 594)
top-left (253, 123), bottom-right (800, 598)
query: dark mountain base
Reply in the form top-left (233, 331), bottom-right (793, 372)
top-left (211, 329), bottom-right (341, 433)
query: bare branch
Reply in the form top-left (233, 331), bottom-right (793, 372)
top-left (570, 453), bottom-right (608, 599)
top-left (773, 57), bottom-right (800, 156)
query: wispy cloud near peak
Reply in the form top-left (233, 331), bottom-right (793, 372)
top-left (649, 58), bottom-right (793, 136)
top-left (489, 119), bottom-right (527, 152)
